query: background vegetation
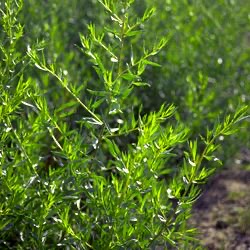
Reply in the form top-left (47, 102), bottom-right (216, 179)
top-left (0, 0), bottom-right (249, 249)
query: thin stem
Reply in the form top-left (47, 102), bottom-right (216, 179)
top-left (117, 6), bottom-right (126, 76)
top-left (41, 65), bottom-right (104, 126)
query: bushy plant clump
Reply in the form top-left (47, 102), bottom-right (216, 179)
top-left (0, 0), bottom-right (248, 249)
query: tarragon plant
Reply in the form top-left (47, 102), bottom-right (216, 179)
top-left (0, 0), bottom-right (248, 249)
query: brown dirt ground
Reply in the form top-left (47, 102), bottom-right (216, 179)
top-left (191, 148), bottom-right (250, 250)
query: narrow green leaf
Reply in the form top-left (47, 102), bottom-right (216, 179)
top-left (132, 82), bottom-right (150, 87)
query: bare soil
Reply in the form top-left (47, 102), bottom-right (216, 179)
top-left (191, 148), bottom-right (250, 250)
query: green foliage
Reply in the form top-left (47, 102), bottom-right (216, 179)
top-left (141, 0), bottom-right (250, 156)
top-left (0, 0), bottom-right (249, 249)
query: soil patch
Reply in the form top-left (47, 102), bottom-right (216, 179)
top-left (191, 149), bottom-right (250, 249)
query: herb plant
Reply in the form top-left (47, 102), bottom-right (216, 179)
top-left (0, 0), bottom-right (248, 249)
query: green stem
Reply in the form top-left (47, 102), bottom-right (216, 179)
top-left (42, 65), bottom-right (104, 126)
top-left (117, 7), bottom-right (126, 77)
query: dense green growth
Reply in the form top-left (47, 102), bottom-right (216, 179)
top-left (0, 0), bottom-right (249, 249)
